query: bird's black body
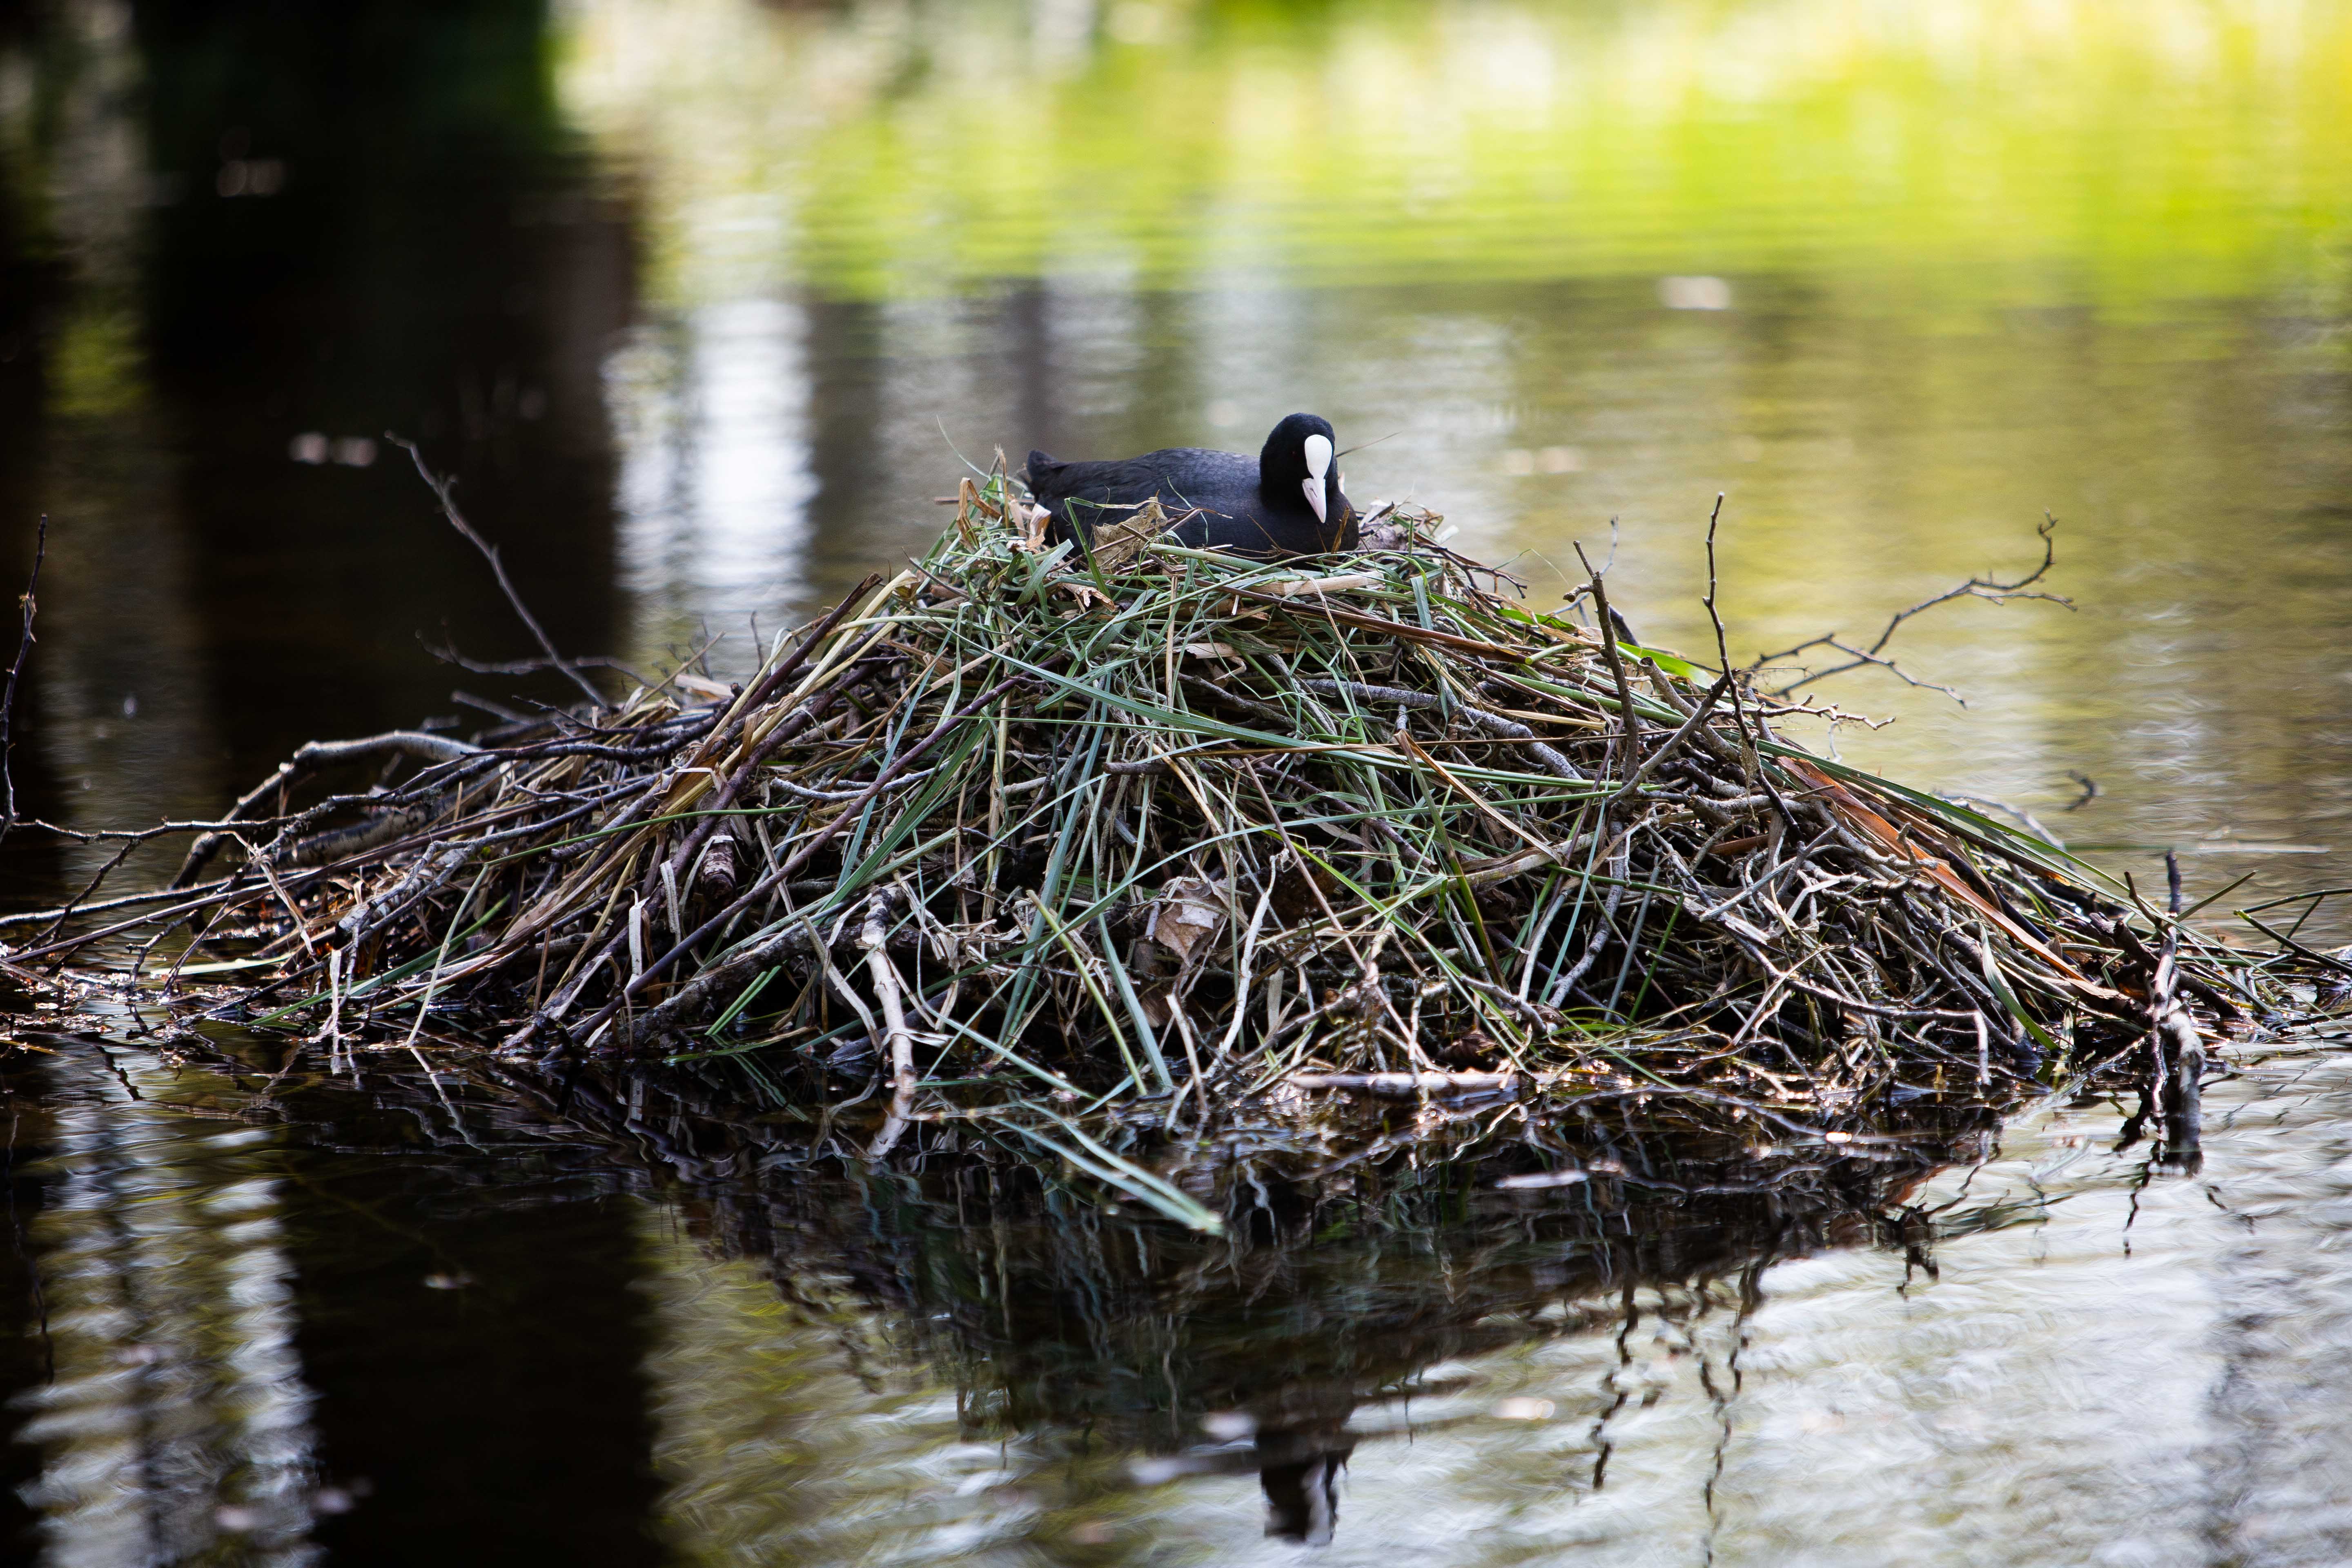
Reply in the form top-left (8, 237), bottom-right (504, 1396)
top-left (1026, 413), bottom-right (1356, 560)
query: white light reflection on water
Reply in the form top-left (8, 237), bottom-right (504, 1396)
top-left (12, 1049), bottom-right (324, 1568)
top-left (609, 297), bottom-right (820, 670)
top-left (620, 1045), bottom-right (2352, 1566)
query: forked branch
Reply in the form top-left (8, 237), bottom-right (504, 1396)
top-left (390, 436), bottom-right (608, 709)
top-left (1749, 516), bottom-right (2070, 704)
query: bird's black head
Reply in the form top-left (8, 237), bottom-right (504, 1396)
top-left (1257, 412), bottom-right (1350, 546)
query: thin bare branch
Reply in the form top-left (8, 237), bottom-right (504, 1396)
top-left (1751, 516), bottom-right (2071, 703)
top-left (391, 436), bottom-right (609, 708)
top-left (0, 515), bottom-right (46, 849)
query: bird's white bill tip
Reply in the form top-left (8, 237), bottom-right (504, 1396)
top-left (1302, 432), bottom-right (1333, 523)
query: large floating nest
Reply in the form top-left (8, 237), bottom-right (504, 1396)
top-left (2, 474), bottom-right (2323, 1199)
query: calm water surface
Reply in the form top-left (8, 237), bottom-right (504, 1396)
top-left (2, 0), bottom-right (2351, 1561)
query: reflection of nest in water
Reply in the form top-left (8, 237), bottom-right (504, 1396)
top-left (7, 474), bottom-right (2326, 1219)
top-left (237, 1052), bottom-right (1997, 1543)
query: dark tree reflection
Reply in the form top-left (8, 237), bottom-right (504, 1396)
top-left (131, 0), bottom-right (630, 777)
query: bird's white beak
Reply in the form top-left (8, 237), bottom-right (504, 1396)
top-left (1301, 432), bottom-right (1332, 524)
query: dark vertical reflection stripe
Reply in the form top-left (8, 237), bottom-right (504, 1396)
top-left (0, 0), bottom-right (68, 912)
top-left (802, 293), bottom-right (891, 596)
top-left (283, 1170), bottom-right (664, 1568)
top-left (129, 0), bottom-right (631, 781)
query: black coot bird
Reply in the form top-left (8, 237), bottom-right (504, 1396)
top-left (1026, 412), bottom-right (1356, 559)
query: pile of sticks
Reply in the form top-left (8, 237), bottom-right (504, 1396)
top-left (0, 472), bottom-right (2307, 1172)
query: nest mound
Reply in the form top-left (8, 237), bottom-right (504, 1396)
top-left (5, 479), bottom-right (2299, 1169)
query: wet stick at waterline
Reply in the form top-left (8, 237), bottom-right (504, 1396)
top-left (0, 476), bottom-right (2331, 1207)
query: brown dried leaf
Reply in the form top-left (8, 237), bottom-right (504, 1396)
top-left (1146, 876), bottom-right (1226, 963)
top-left (1087, 496), bottom-right (1169, 569)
